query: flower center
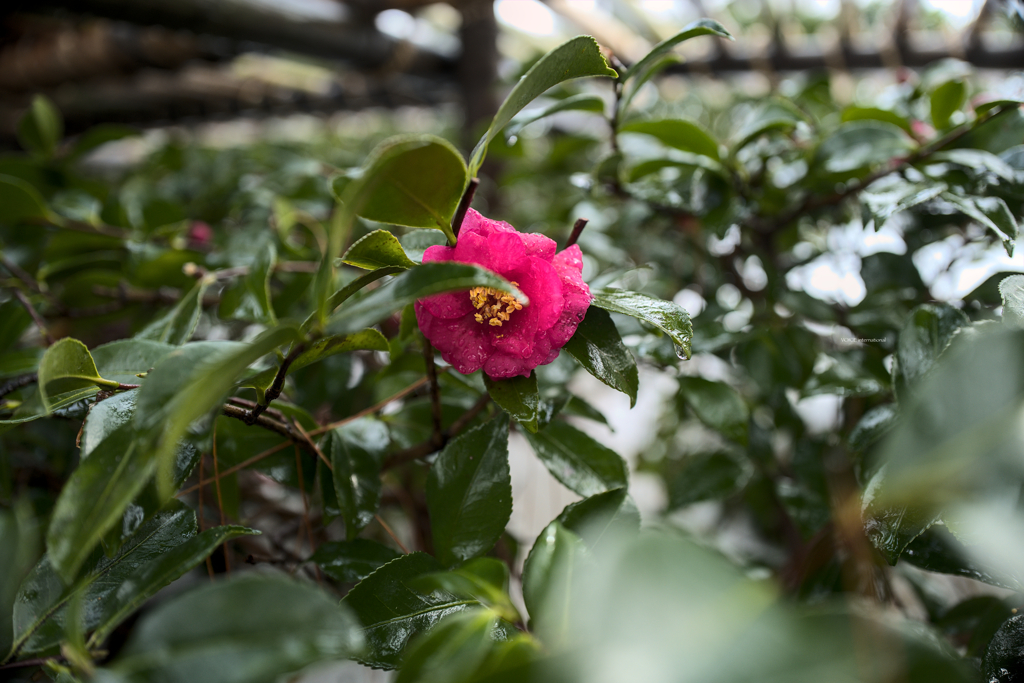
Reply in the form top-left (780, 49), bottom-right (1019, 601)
top-left (470, 283), bottom-right (523, 327)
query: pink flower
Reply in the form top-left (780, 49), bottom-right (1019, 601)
top-left (415, 209), bottom-right (591, 379)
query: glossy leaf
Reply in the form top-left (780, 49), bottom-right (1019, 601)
top-left (348, 135), bottom-right (468, 243)
top-left (427, 416), bottom-right (512, 566)
top-left (523, 420), bottom-right (627, 497)
top-left (484, 373), bottom-right (541, 433)
top-left (323, 266), bottom-right (407, 316)
top-left (292, 329), bottom-right (389, 371)
top-left (342, 229), bottom-right (417, 270)
top-left (17, 95), bottom-right (63, 158)
top-left (311, 539), bottom-right (401, 583)
top-left (841, 106), bottom-right (912, 133)
top-left (894, 303), bottom-right (969, 397)
top-left (677, 377), bottom-right (748, 445)
top-left (394, 609), bottom-right (503, 683)
top-left (864, 499), bottom-right (940, 567)
top-left (236, 242), bottom-right (277, 324)
top-left (814, 121), bottom-right (912, 181)
top-left (941, 192), bottom-right (1018, 256)
top-left (137, 276), bottom-right (214, 345)
top-left (410, 557), bottom-right (519, 623)
top-left (97, 573), bottom-right (362, 683)
top-left (133, 326), bottom-right (300, 500)
top-left (469, 36), bottom-right (616, 174)
top-left (984, 614), bottom-right (1024, 682)
top-left (325, 417), bottom-right (390, 540)
top-left (592, 289), bottom-right (693, 359)
top-left (622, 20), bottom-right (732, 110)
top-left (859, 176), bottom-right (946, 230)
top-left (90, 339), bottom-right (176, 385)
top-left (45, 423), bottom-right (153, 583)
top-left (522, 521), bottom-right (586, 646)
top-left (620, 119), bottom-right (720, 160)
top-left (343, 552), bottom-right (476, 669)
top-left (38, 338), bottom-right (117, 410)
top-left (562, 304), bottom-right (638, 407)
top-left (328, 262), bottom-right (525, 335)
top-left (930, 80), bottom-right (966, 130)
top-left (903, 524), bottom-right (1021, 591)
top-left (556, 488), bottom-right (640, 549)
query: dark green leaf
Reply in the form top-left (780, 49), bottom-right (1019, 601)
top-left (903, 524), bottom-right (1021, 590)
top-left (133, 327), bottom-right (300, 500)
top-left (0, 348), bottom-right (42, 380)
top-left (930, 80), bottom-right (966, 130)
top-left (863, 466), bottom-right (940, 565)
top-left (556, 488), bottom-right (640, 549)
top-left (592, 289), bottom-right (692, 359)
top-left (975, 99), bottom-right (1024, 116)
top-left (97, 573), bottom-right (362, 683)
top-left (410, 557), bottom-right (519, 623)
top-left (322, 266), bottom-right (407, 317)
top-left (668, 452), bottom-right (749, 509)
top-left (0, 503), bottom-right (38, 658)
top-left (326, 417), bottom-right (389, 539)
top-left (38, 338), bottom-right (117, 410)
top-left (343, 552), bottom-right (477, 669)
top-left (17, 95), bottom-right (63, 158)
top-left (622, 20), bottom-right (732, 111)
top-left (522, 521), bottom-right (585, 646)
top-left (859, 176), bottom-right (946, 230)
top-left (0, 174), bottom-right (51, 224)
top-left (561, 395), bottom-right (609, 427)
top-left (45, 423), bottom-right (153, 584)
top-left (677, 377), bottom-right (748, 445)
top-left (342, 229), bottom-right (417, 270)
top-left (984, 614), bottom-right (1024, 682)
top-left (620, 119), bottom-right (720, 160)
top-left (484, 373), bottom-right (540, 433)
top-left (469, 36), bottom-right (617, 174)
top-left (932, 148), bottom-right (1020, 183)
top-left (427, 416), bottom-right (512, 567)
top-left (523, 420), bottom-right (627, 497)
top-left (328, 262), bottom-right (524, 335)
top-left (347, 135), bottom-right (468, 243)
top-left (394, 609), bottom-right (503, 683)
top-left (563, 306), bottom-right (638, 407)
top-left (236, 242), bottom-right (277, 325)
top-left (311, 539), bottom-right (401, 583)
top-left (292, 329), bottom-right (389, 371)
top-left (137, 276), bottom-right (213, 345)
top-left (848, 404), bottom-right (899, 452)
top-left (90, 339), bottom-right (176, 385)
top-left (938, 596), bottom-right (1014, 658)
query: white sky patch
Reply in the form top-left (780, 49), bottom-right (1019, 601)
top-left (787, 252), bottom-right (866, 306)
top-left (496, 0), bottom-right (557, 36)
top-left (922, 0), bottom-right (984, 24)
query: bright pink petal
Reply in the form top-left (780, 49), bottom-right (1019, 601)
top-left (521, 232), bottom-right (556, 261)
top-left (415, 304), bottom-right (491, 375)
top-left (421, 291), bottom-right (474, 319)
top-left (422, 244), bottom-right (455, 263)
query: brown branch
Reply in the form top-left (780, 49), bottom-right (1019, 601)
top-left (375, 514), bottom-right (410, 554)
top-left (382, 393), bottom-right (491, 470)
top-left (310, 375), bottom-right (432, 435)
top-left (178, 439), bottom-right (293, 497)
top-left (184, 261), bottom-right (319, 281)
top-left (451, 178), bottom-right (479, 239)
top-left (221, 404), bottom-right (319, 459)
top-left (1, 253), bottom-right (42, 294)
top-left (13, 289), bottom-right (54, 346)
top-left (0, 374), bottom-right (37, 400)
top-left (245, 344), bottom-right (305, 425)
top-left (565, 218), bottom-right (589, 249)
top-left (422, 339), bottom-right (443, 448)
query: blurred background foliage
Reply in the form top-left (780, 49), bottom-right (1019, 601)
top-left (3, 0), bottom-right (1024, 682)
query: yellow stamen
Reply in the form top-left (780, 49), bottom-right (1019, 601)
top-left (469, 282), bottom-right (523, 328)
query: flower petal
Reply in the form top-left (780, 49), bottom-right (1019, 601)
top-left (415, 304), bottom-right (491, 375)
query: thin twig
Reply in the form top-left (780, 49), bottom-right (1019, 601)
top-left (221, 404), bottom-right (319, 459)
top-left (291, 418), bottom-right (332, 471)
top-left (294, 445), bottom-right (322, 585)
top-left (310, 375), bottom-right (433, 435)
top-left (0, 253), bottom-right (42, 293)
top-left (451, 178), bottom-right (480, 239)
top-left (0, 374), bottom-right (37, 400)
top-left (246, 344), bottom-right (306, 425)
top-left (422, 339), bottom-right (443, 448)
top-left (13, 289), bottom-right (54, 346)
top-left (0, 656), bottom-right (65, 671)
top-left (565, 218), bottom-right (589, 249)
top-left (211, 421), bottom-right (230, 574)
top-left (178, 440), bottom-right (292, 497)
top-left (375, 514), bottom-right (410, 554)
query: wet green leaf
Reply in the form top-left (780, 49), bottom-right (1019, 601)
top-left (507, 94), bottom-right (606, 138)
top-left (522, 521), bottom-right (585, 646)
top-left (592, 289), bottom-right (692, 359)
top-left (312, 539), bottom-right (401, 583)
top-left (292, 329), bottom-right (389, 371)
top-left (677, 377), bottom-right (748, 445)
top-left (326, 417), bottom-right (389, 540)
top-left (394, 609), bottom-right (503, 683)
top-left (668, 452), bottom-right (749, 509)
top-left (941, 192), bottom-right (1018, 256)
top-left (411, 557), bottom-right (519, 623)
top-left (342, 229), bottom-right (417, 270)
top-left (563, 306), bottom-right (638, 407)
top-left (895, 303), bottom-right (969, 397)
top-left (523, 420), bottom-right (627, 497)
top-left (556, 488), bottom-right (640, 549)
top-left (620, 119), bottom-right (720, 160)
top-left (343, 552), bottom-right (477, 670)
top-left (137, 276), bottom-right (214, 345)
top-left (427, 416), bottom-right (512, 567)
top-left (930, 80), bottom-right (966, 130)
top-left (38, 338), bottom-right (117, 410)
top-left (484, 373), bottom-right (541, 433)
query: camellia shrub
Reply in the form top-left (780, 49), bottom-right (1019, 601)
top-left (3, 19), bottom-right (1024, 683)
